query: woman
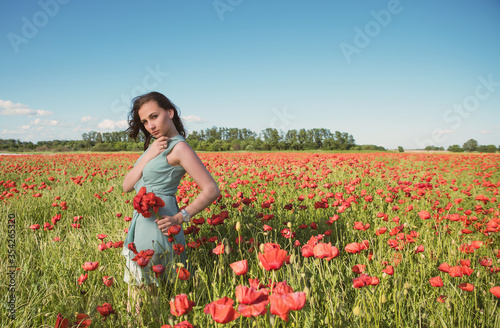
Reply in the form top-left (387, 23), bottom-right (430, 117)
top-left (121, 92), bottom-right (220, 317)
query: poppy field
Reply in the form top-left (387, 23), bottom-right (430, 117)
top-left (1, 151), bottom-right (500, 327)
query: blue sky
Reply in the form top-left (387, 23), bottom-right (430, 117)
top-left (1, 0), bottom-right (499, 149)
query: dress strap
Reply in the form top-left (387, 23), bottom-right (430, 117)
top-left (161, 135), bottom-right (185, 157)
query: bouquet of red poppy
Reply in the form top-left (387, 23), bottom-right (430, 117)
top-left (133, 186), bottom-right (165, 218)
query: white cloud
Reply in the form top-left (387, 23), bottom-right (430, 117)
top-left (0, 99), bottom-right (52, 116)
top-left (1, 129), bottom-right (22, 135)
top-left (481, 130), bottom-right (491, 134)
top-left (182, 115), bottom-right (206, 123)
top-left (81, 116), bottom-right (97, 122)
top-left (31, 118), bottom-right (60, 126)
top-left (97, 119), bottom-right (128, 131)
top-left (441, 129), bottom-right (453, 134)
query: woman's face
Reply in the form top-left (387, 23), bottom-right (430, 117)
top-left (138, 101), bottom-right (174, 138)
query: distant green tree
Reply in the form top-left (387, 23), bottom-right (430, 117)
top-left (447, 145), bottom-right (463, 152)
top-left (477, 145), bottom-right (497, 153)
top-left (463, 139), bottom-right (478, 152)
top-left (425, 145), bottom-right (444, 151)
top-left (398, 146), bottom-right (404, 153)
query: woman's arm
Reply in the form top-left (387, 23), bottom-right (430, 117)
top-left (155, 142), bottom-right (220, 230)
top-left (122, 137), bottom-right (170, 193)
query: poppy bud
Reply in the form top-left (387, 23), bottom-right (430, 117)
top-left (235, 221), bottom-right (241, 231)
top-left (303, 286), bottom-right (310, 298)
top-left (380, 294), bottom-right (387, 304)
top-left (353, 305), bottom-right (361, 316)
top-left (287, 222), bottom-right (292, 228)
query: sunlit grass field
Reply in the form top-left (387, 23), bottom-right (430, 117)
top-left (1, 152), bottom-right (499, 327)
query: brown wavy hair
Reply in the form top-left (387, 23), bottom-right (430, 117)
top-left (126, 92), bottom-right (186, 151)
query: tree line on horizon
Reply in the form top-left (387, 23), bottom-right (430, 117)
top-left (0, 127), bottom-right (371, 152)
top-left (0, 131), bottom-right (497, 153)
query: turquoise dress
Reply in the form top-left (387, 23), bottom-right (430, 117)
top-left (122, 135), bottom-right (187, 285)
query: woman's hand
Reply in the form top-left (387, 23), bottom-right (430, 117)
top-left (155, 213), bottom-right (182, 235)
top-left (147, 136), bottom-right (171, 160)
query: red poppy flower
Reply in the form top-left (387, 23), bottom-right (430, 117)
top-left (167, 225), bottom-right (182, 236)
top-left (429, 276), bottom-right (443, 287)
top-left (283, 292), bottom-right (306, 311)
top-left (96, 303), bottom-right (116, 320)
top-left (74, 313), bottom-right (92, 327)
top-left (269, 294), bottom-right (291, 321)
top-left (249, 278), bottom-right (266, 290)
top-left (133, 187), bottom-right (165, 218)
top-left (436, 295), bottom-right (447, 303)
top-left (272, 281), bottom-right (293, 295)
top-left (97, 234), bottom-right (107, 240)
top-left (136, 257), bottom-right (150, 267)
top-left (448, 266), bottom-right (463, 278)
top-left (54, 314), bottom-right (69, 328)
top-left (313, 242), bottom-right (339, 261)
top-left (479, 257), bottom-right (493, 267)
top-left (490, 286), bottom-right (500, 298)
top-left (170, 293), bottom-right (195, 316)
top-left (438, 262), bottom-right (451, 273)
top-left (301, 244), bottom-right (314, 258)
top-left (263, 243), bottom-right (281, 252)
top-left (352, 264), bottom-right (366, 274)
top-left (171, 321), bottom-right (194, 328)
top-left (213, 243), bottom-right (225, 255)
top-left (177, 267), bottom-right (190, 280)
top-left (102, 276), bottom-right (113, 287)
top-left (418, 210), bottom-right (430, 220)
top-left (204, 297), bottom-right (240, 324)
top-left (238, 300), bottom-right (268, 317)
top-left (345, 242), bottom-right (366, 254)
top-left (382, 265), bottom-right (394, 275)
top-left (81, 261), bottom-right (99, 271)
top-left (173, 244), bottom-right (185, 255)
top-left (127, 242), bottom-right (138, 255)
top-left (235, 285), bottom-right (268, 304)
top-left (258, 248), bottom-right (288, 271)
top-left (29, 224), bottom-right (40, 230)
top-left (458, 283), bottom-right (474, 292)
top-left (152, 264), bottom-right (166, 278)
top-left (78, 273), bottom-right (88, 285)
top-left (230, 259), bottom-right (248, 276)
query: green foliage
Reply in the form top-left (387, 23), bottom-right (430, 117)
top-left (398, 146), bottom-right (404, 153)
top-left (477, 144), bottom-right (497, 153)
top-left (424, 145), bottom-right (444, 151)
top-left (463, 139), bottom-right (478, 152)
top-left (448, 145), bottom-right (464, 152)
